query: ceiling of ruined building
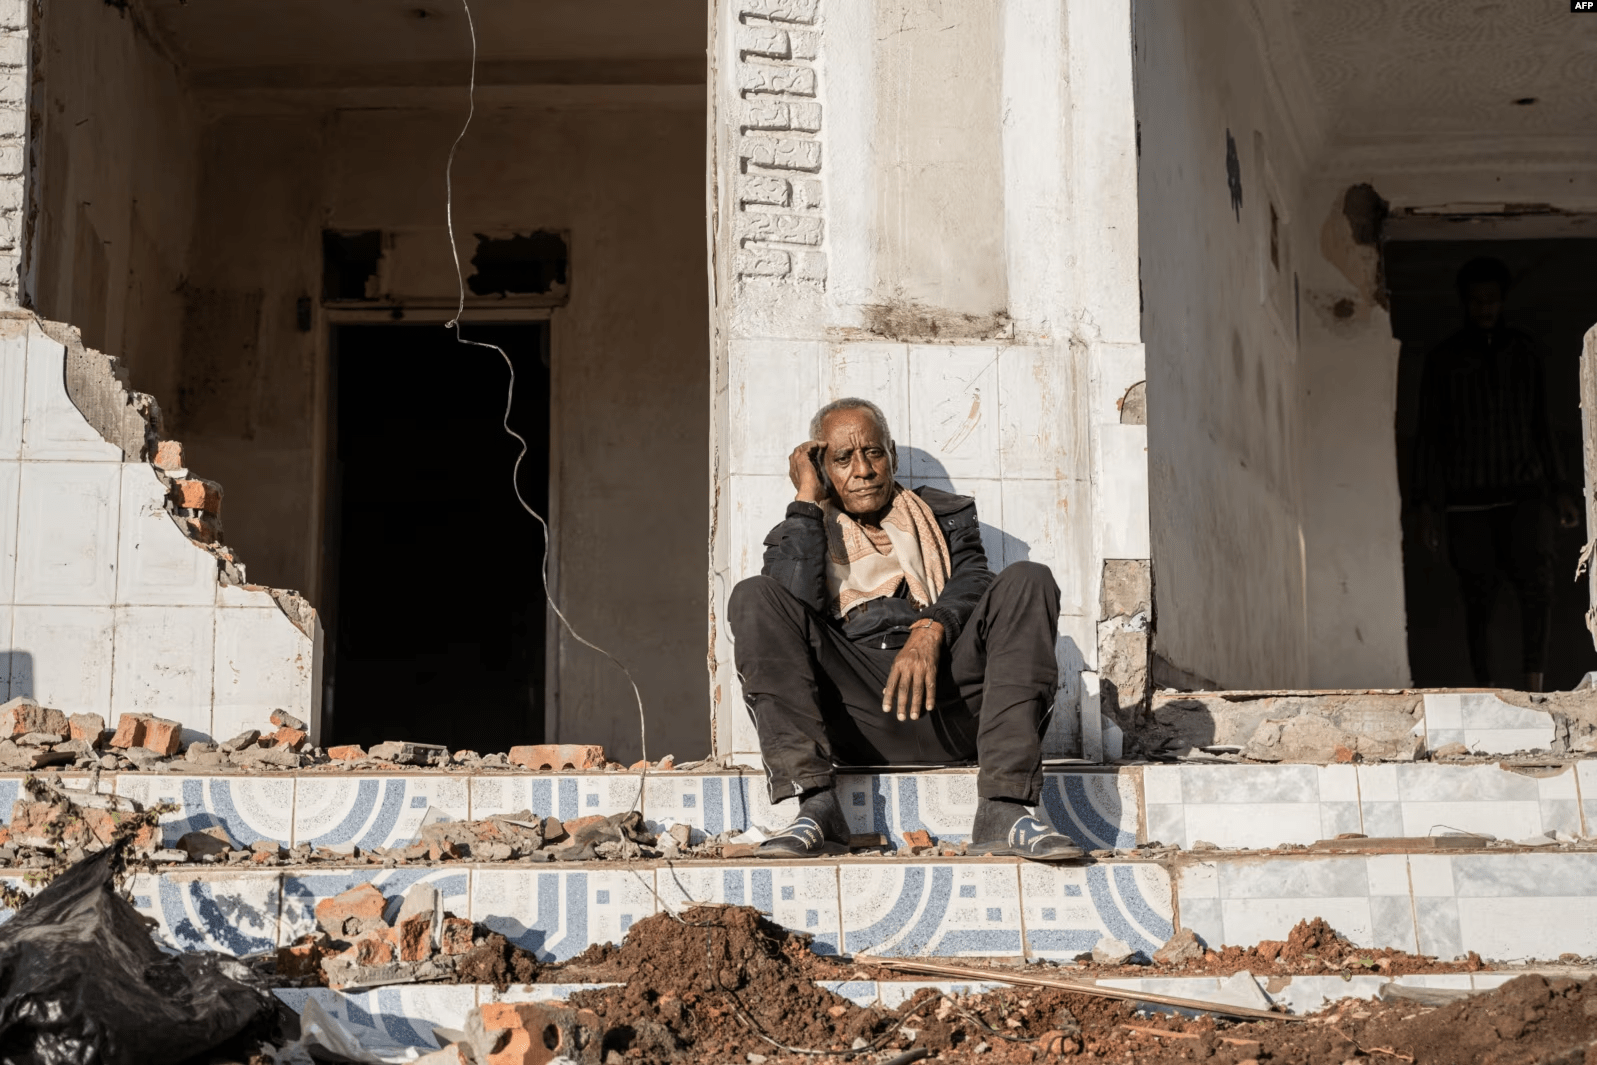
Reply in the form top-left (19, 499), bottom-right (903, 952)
top-left (138, 0), bottom-right (705, 86)
top-left (1286, 0), bottom-right (1597, 140)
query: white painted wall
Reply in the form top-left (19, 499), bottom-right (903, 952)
top-left (0, 316), bottom-right (319, 740)
top-left (1136, 0), bottom-right (1314, 689)
top-left (710, 0), bottom-right (1145, 763)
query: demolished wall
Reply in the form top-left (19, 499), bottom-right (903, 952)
top-left (0, 312), bottom-right (320, 742)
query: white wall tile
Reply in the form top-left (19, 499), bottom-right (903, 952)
top-left (1144, 766), bottom-right (1183, 806)
top-left (14, 461), bottom-right (121, 605)
top-left (111, 606), bottom-right (215, 741)
top-left (0, 603), bottom-right (10, 701)
top-left (115, 465), bottom-right (215, 606)
top-left (725, 474), bottom-right (799, 585)
top-left (728, 339), bottom-right (821, 476)
top-left (9, 605), bottom-right (114, 710)
top-left (0, 323), bottom-right (23, 461)
top-left (214, 606), bottom-right (314, 743)
top-left (0, 460), bottom-right (16, 603)
top-left (1317, 765), bottom-right (1360, 804)
top-left (19, 327), bottom-right (122, 462)
top-left (821, 342), bottom-right (908, 441)
top-left (1091, 425), bottom-right (1150, 560)
top-left (1087, 342), bottom-right (1146, 426)
top-left (1000, 478), bottom-right (1088, 608)
top-left (1407, 854), bottom-right (1454, 897)
top-left (901, 475), bottom-right (1004, 570)
top-left (1365, 854), bottom-right (1410, 897)
top-left (906, 345), bottom-right (1001, 481)
top-left (997, 344), bottom-right (1084, 480)
top-left (1422, 693), bottom-right (1463, 732)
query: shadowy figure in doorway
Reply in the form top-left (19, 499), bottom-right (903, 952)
top-left (1414, 257), bottom-right (1580, 692)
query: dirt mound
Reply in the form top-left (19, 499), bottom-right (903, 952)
top-left (566, 906), bottom-right (887, 1060)
top-left (454, 933), bottom-right (539, 991)
top-left (547, 907), bottom-right (1597, 1062)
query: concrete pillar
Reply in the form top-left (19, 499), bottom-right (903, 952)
top-left (707, 0), bottom-right (1148, 765)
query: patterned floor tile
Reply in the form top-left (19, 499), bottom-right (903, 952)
top-left (643, 774), bottom-right (780, 840)
top-left (279, 867), bottom-right (470, 946)
top-left (294, 775), bottom-right (469, 851)
top-left (472, 868), bottom-right (657, 962)
top-left (469, 774), bottom-right (640, 824)
top-left (1019, 862), bottom-right (1174, 961)
top-left (656, 863), bottom-right (841, 954)
top-left (840, 862), bottom-right (1023, 957)
top-left (1042, 772), bottom-right (1140, 850)
top-left (116, 774), bottom-right (294, 849)
top-left (130, 869), bottom-right (281, 956)
top-left (273, 986), bottom-right (476, 1050)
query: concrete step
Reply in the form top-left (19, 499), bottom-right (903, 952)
top-left (270, 968), bottom-right (1597, 1053)
top-left (10, 844), bottom-right (1593, 972)
top-left (8, 757), bottom-right (1592, 861)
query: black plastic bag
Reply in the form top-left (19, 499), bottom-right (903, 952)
top-left (0, 843), bottom-right (284, 1065)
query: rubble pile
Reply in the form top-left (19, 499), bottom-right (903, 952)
top-left (273, 880), bottom-right (541, 992)
top-left (0, 775), bottom-right (167, 871)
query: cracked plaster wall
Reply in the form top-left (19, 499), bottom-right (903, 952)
top-left (0, 313), bottom-right (321, 742)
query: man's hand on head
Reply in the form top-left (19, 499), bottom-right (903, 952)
top-left (882, 620), bottom-right (944, 722)
top-left (789, 440), bottom-right (830, 505)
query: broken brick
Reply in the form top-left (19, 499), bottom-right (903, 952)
top-left (315, 883), bottom-right (388, 938)
top-left (327, 744), bottom-right (366, 761)
top-left (0, 697), bottom-right (68, 740)
top-left (561, 815), bottom-right (605, 836)
top-left (276, 938), bottom-right (324, 978)
top-left (427, 839), bottom-right (462, 861)
top-left (67, 712), bottom-right (105, 746)
top-left (441, 916), bottom-right (474, 955)
top-left (181, 515), bottom-right (221, 543)
top-left (467, 1002), bottom-right (603, 1065)
top-left (396, 911), bottom-right (434, 962)
top-left (170, 477), bottom-right (222, 514)
top-left (109, 714), bottom-right (148, 750)
top-left (272, 726), bottom-right (308, 751)
top-left (141, 717), bottom-right (183, 756)
top-left (369, 741), bottom-right (449, 766)
top-left (347, 928), bottom-right (397, 968)
top-left (901, 829), bottom-right (934, 853)
top-left (153, 440), bottom-right (184, 470)
top-left (507, 744), bottom-right (605, 771)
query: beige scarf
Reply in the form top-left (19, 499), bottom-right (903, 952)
top-left (821, 484), bottom-right (952, 619)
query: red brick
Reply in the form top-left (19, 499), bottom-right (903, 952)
top-left (562, 815), bottom-right (604, 835)
top-left (180, 516), bottom-right (222, 543)
top-left (273, 726), bottom-right (308, 751)
top-left (472, 1002), bottom-right (602, 1065)
top-left (901, 829), bottom-right (934, 853)
top-left (396, 912), bottom-right (434, 962)
top-left (141, 717), bottom-right (183, 756)
top-left (348, 928), bottom-right (396, 968)
top-left (328, 744), bottom-right (366, 761)
top-left (507, 744), bottom-right (605, 771)
top-left (170, 478), bottom-right (223, 515)
top-left (276, 939), bottom-right (323, 978)
top-left (315, 883), bottom-right (387, 938)
top-left (153, 440), bottom-right (184, 471)
top-left (109, 714), bottom-right (148, 750)
top-left (441, 916), bottom-right (474, 955)
top-left (0, 699), bottom-right (68, 739)
top-left (67, 713), bottom-right (105, 746)
top-left (427, 839), bottom-right (462, 861)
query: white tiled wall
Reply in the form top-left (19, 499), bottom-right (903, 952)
top-left (716, 339), bottom-right (1095, 762)
top-left (0, 317), bottom-right (320, 740)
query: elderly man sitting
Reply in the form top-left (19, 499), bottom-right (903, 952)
top-left (728, 397), bottom-right (1082, 861)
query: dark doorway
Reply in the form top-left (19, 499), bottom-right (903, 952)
top-left (1391, 239), bottom-right (1597, 689)
top-left (326, 322), bottom-right (551, 751)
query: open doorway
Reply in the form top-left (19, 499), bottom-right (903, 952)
top-left (1391, 239), bottom-right (1597, 690)
top-left (326, 322), bottom-right (551, 752)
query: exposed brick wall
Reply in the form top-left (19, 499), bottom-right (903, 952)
top-left (0, 0), bottom-right (24, 307)
top-left (734, 0), bottom-right (825, 284)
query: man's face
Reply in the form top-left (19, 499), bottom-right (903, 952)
top-left (1466, 281), bottom-right (1503, 330)
top-left (818, 408), bottom-right (897, 516)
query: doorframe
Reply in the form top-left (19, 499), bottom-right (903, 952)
top-left (313, 306), bottom-right (562, 741)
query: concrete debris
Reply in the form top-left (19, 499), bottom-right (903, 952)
top-left (0, 698), bottom-right (69, 739)
top-left (1091, 937), bottom-right (1134, 965)
top-left (508, 744), bottom-right (605, 771)
top-left (1154, 928), bottom-right (1206, 966)
top-left (368, 741), bottom-right (449, 766)
top-left (271, 709), bottom-right (308, 731)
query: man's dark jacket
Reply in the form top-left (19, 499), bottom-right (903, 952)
top-left (759, 486), bottom-right (994, 648)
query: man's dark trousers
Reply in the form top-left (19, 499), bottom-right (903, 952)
top-left (728, 561), bottom-right (1060, 806)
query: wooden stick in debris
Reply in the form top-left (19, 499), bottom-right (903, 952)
top-left (867, 958), bottom-right (1304, 1023)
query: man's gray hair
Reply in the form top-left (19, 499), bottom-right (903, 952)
top-left (810, 397), bottom-right (893, 445)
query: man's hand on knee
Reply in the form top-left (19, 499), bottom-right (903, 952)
top-left (882, 619), bottom-right (944, 721)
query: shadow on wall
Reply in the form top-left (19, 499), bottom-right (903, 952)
top-left (898, 446), bottom-right (1031, 566)
top-left (2, 652), bottom-right (33, 700)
